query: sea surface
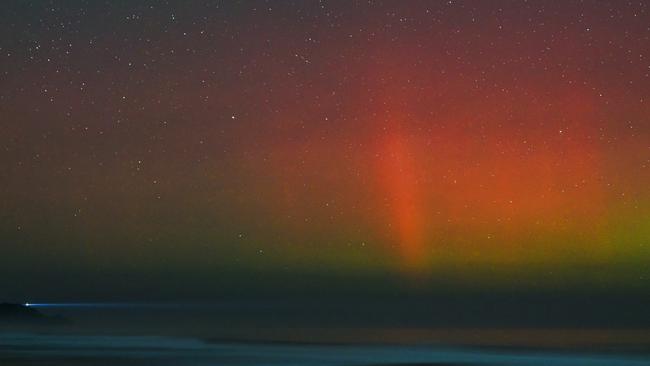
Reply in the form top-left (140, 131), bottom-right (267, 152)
top-left (2, 332), bottom-right (650, 366)
top-left (2, 303), bottom-right (649, 365)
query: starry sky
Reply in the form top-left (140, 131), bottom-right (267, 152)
top-left (1, 1), bottom-right (649, 299)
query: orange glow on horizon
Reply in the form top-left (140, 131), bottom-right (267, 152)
top-left (378, 133), bottom-right (428, 270)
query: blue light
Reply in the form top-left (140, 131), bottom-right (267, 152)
top-left (23, 303), bottom-right (113, 308)
top-left (20, 303), bottom-right (191, 309)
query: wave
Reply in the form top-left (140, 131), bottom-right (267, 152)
top-left (2, 332), bottom-right (650, 366)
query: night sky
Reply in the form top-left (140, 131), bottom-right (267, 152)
top-left (1, 1), bottom-right (649, 302)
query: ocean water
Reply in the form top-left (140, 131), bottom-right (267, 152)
top-left (3, 303), bottom-right (649, 365)
top-left (2, 332), bottom-right (650, 366)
